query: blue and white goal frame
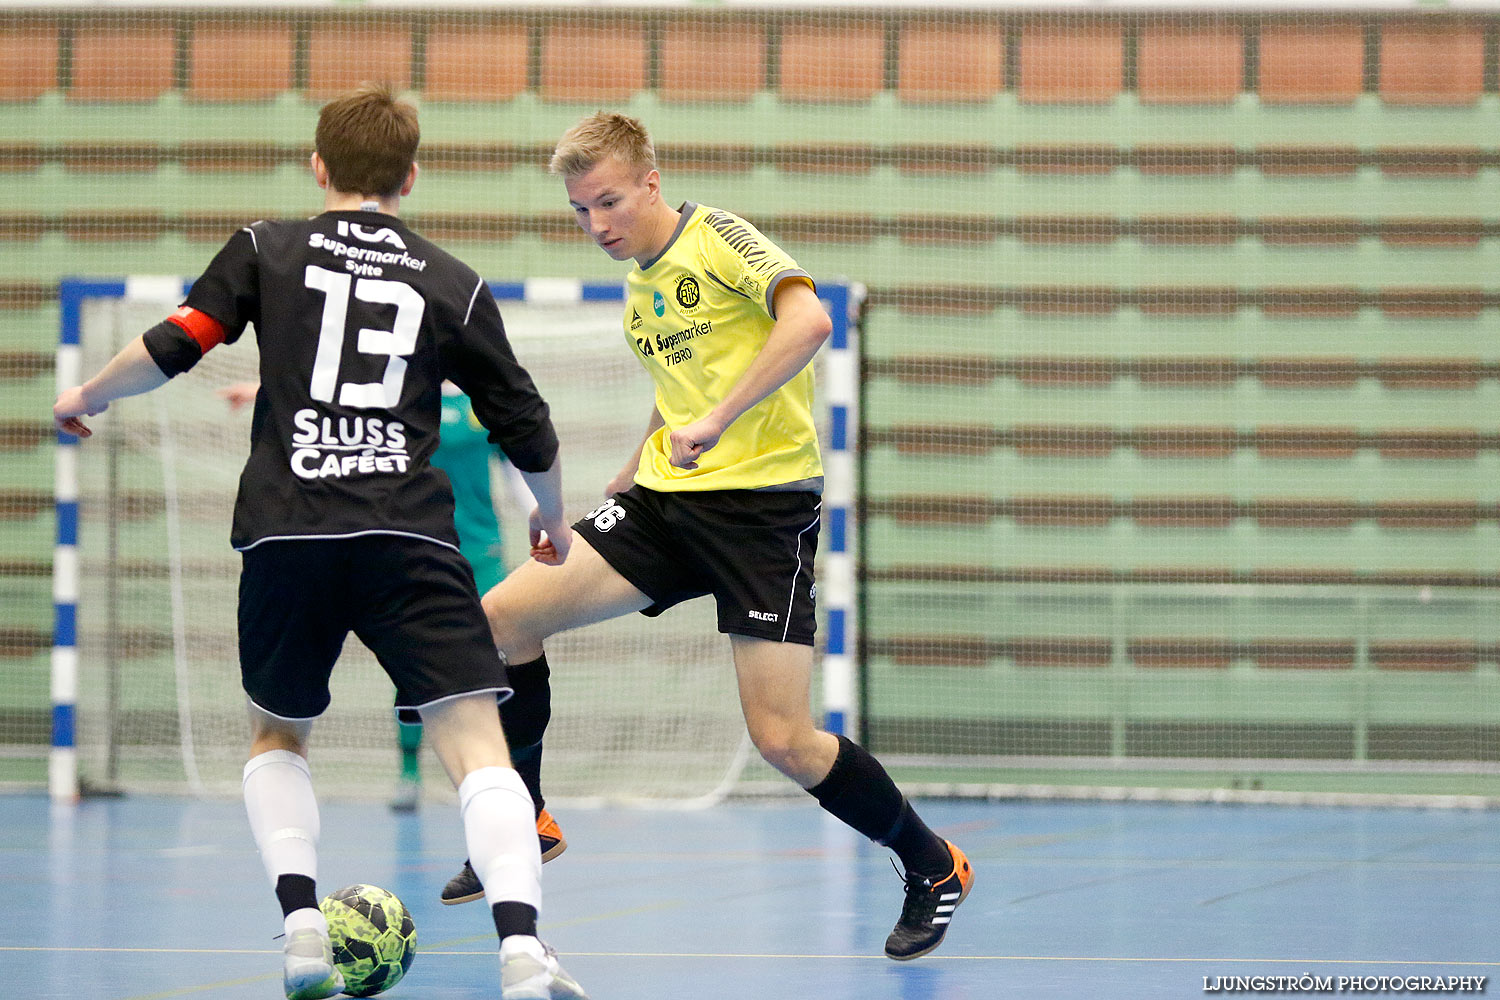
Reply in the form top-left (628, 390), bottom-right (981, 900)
top-left (51, 276), bottom-right (862, 801)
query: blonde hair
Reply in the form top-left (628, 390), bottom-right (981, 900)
top-left (549, 111), bottom-right (656, 179)
top-left (315, 83), bottom-right (420, 197)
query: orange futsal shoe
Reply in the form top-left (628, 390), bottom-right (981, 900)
top-left (441, 809), bottom-right (568, 905)
top-left (884, 840), bottom-right (974, 960)
top-left (536, 808), bottom-right (568, 864)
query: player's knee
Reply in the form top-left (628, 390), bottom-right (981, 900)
top-left (480, 587), bottom-right (542, 656)
top-left (748, 722), bottom-right (815, 777)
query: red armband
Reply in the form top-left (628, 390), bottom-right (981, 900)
top-left (165, 306), bottom-right (227, 354)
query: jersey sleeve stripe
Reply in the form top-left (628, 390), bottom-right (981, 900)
top-left (463, 277), bottom-right (483, 325)
top-left (765, 270), bottom-right (815, 319)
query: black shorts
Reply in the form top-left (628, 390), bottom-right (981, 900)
top-left (576, 484), bottom-right (820, 645)
top-left (238, 535), bottom-right (511, 720)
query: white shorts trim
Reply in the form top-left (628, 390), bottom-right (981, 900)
top-left (235, 529), bottom-right (460, 554)
top-left (400, 685), bottom-right (515, 713)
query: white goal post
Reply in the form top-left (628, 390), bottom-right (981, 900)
top-left (50, 276), bottom-right (860, 804)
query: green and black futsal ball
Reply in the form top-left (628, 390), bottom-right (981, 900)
top-left (319, 884), bottom-right (417, 997)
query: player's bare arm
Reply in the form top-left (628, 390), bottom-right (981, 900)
top-left (606, 407), bottom-right (665, 495)
top-left (518, 457), bottom-right (571, 565)
top-left (53, 335), bottom-right (171, 437)
top-left (668, 280), bottom-right (832, 470)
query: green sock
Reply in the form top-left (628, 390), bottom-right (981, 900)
top-left (397, 721), bottom-right (422, 781)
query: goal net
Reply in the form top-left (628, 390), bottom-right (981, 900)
top-left (12, 5), bottom-right (1500, 806)
top-left (63, 278), bottom-right (751, 804)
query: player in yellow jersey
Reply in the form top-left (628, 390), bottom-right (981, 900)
top-left (440, 111), bottom-right (973, 961)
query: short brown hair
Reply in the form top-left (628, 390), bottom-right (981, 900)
top-left (549, 111), bottom-right (656, 179)
top-left (315, 83), bottom-right (420, 197)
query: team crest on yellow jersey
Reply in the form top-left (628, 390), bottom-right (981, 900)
top-left (675, 275), bottom-right (701, 311)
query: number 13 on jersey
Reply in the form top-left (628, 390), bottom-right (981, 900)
top-left (304, 265), bottom-right (425, 409)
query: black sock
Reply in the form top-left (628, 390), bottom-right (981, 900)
top-left (492, 900), bottom-right (539, 941)
top-left (275, 873), bottom-right (318, 917)
top-left (511, 742), bottom-right (545, 815)
top-left (807, 735), bottom-right (952, 878)
top-left (500, 655), bottom-right (551, 815)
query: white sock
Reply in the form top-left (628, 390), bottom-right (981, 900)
top-left (499, 935), bottom-right (546, 961)
top-left (243, 749), bottom-right (320, 888)
top-left (458, 766), bottom-right (542, 911)
top-left (284, 907), bottom-right (327, 938)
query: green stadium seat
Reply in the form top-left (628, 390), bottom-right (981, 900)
top-left (1374, 429), bottom-right (1483, 459)
top-left (1135, 145), bottom-right (1238, 175)
top-left (540, 20), bottom-right (647, 102)
top-left (0, 214), bottom-right (44, 240)
top-left (1257, 357), bottom-right (1360, 388)
top-left (1378, 287), bottom-right (1484, 318)
top-left (69, 19), bottom-right (176, 102)
top-left (1017, 216), bottom-right (1122, 244)
top-left (0, 352), bottom-right (50, 380)
top-left (179, 141), bottom-right (289, 172)
top-left (0, 142), bottom-right (42, 171)
top-left (1257, 19), bottom-right (1364, 105)
top-left (894, 144), bottom-right (1003, 175)
top-left (1378, 147), bottom-right (1484, 176)
top-left (779, 19), bottom-right (885, 102)
top-left (659, 18), bottom-right (766, 103)
top-left (1378, 219), bottom-right (1484, 248)
top-left (0, 18), bottom-right (58, 100)
top-left (1379, 18), bottom-right (1485, 106)
top-left (60, 141), bottom-right (159, 172)
top-left (1129, 639), bottom-right (1234, 669)
top-left (1253, 426), bottom-right (1359, 459)
top-left (424, 20), bottom-right (529, 102)
top-left (306, 18), bottom-right (412, 100)
top-left (0, 627), bottom-right (48, 659)
top-left (1017, 20), bottom-right (1123, 104)
top-left (1132, 427), bottom-right (1237, 458)
top-left (1245, 641), bottom-right (1357, 670)
top-left (1137, 216), bottom-right (1237, 245)
top-left (1260, 218), bottom-right (1360, 246)
top-left (1371, 642), bottom-right (1477, 671)
top-left (1256, 146), bottom-right (1359, 176)
top-left (1016, 145), bottom-right (1122, 173)
top-left (1375, 358), bottom-right (1486, 389)
top-left (896, 17), bottom-right (1005, 104)
top-left (188, 18), bottom-right (294, 101)
top-left (1260, 287), bottom-right (1361, 317)
top-left (0, 433), bottom-right (45, 456)
top-left (656, 144), bottom-right (757, 173)
top-left (770, 146), bottom-right (877, 174)
top-left (1137, 20), bottom-right (1243, 104)
top-left (61, 210), bottom-right (166, 241)
top-left (0, 283), bottom-right (48, 310)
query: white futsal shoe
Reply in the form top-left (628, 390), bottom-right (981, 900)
top-left (500, 935), bottom-right (589, 1000)
top-left (282, 927), bottom-right (344, 1000)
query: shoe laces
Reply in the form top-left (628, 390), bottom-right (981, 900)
top-left (890, 858), bottom-right (942, 924)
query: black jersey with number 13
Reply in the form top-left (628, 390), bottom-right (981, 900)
top-left (154, 210), bottom-right (557, 553)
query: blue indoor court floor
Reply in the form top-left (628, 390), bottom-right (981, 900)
top-left (2, 793), bottom-right (1497, 999)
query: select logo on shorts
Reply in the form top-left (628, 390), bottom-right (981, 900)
top-left (652, 291), bottom-right (666, 317)
top-left (586, 500), bottom-right (627, 532)
top-left (747, 610), bottom-right (780, 623)
top-left (675, 275), bottom-right (701, 311)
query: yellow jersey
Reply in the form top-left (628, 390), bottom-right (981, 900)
top-left (624, 203), bottom-right (823, 492)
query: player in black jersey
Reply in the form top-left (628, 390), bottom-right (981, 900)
top-left (52, 85), bottom-right (587, 1000)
